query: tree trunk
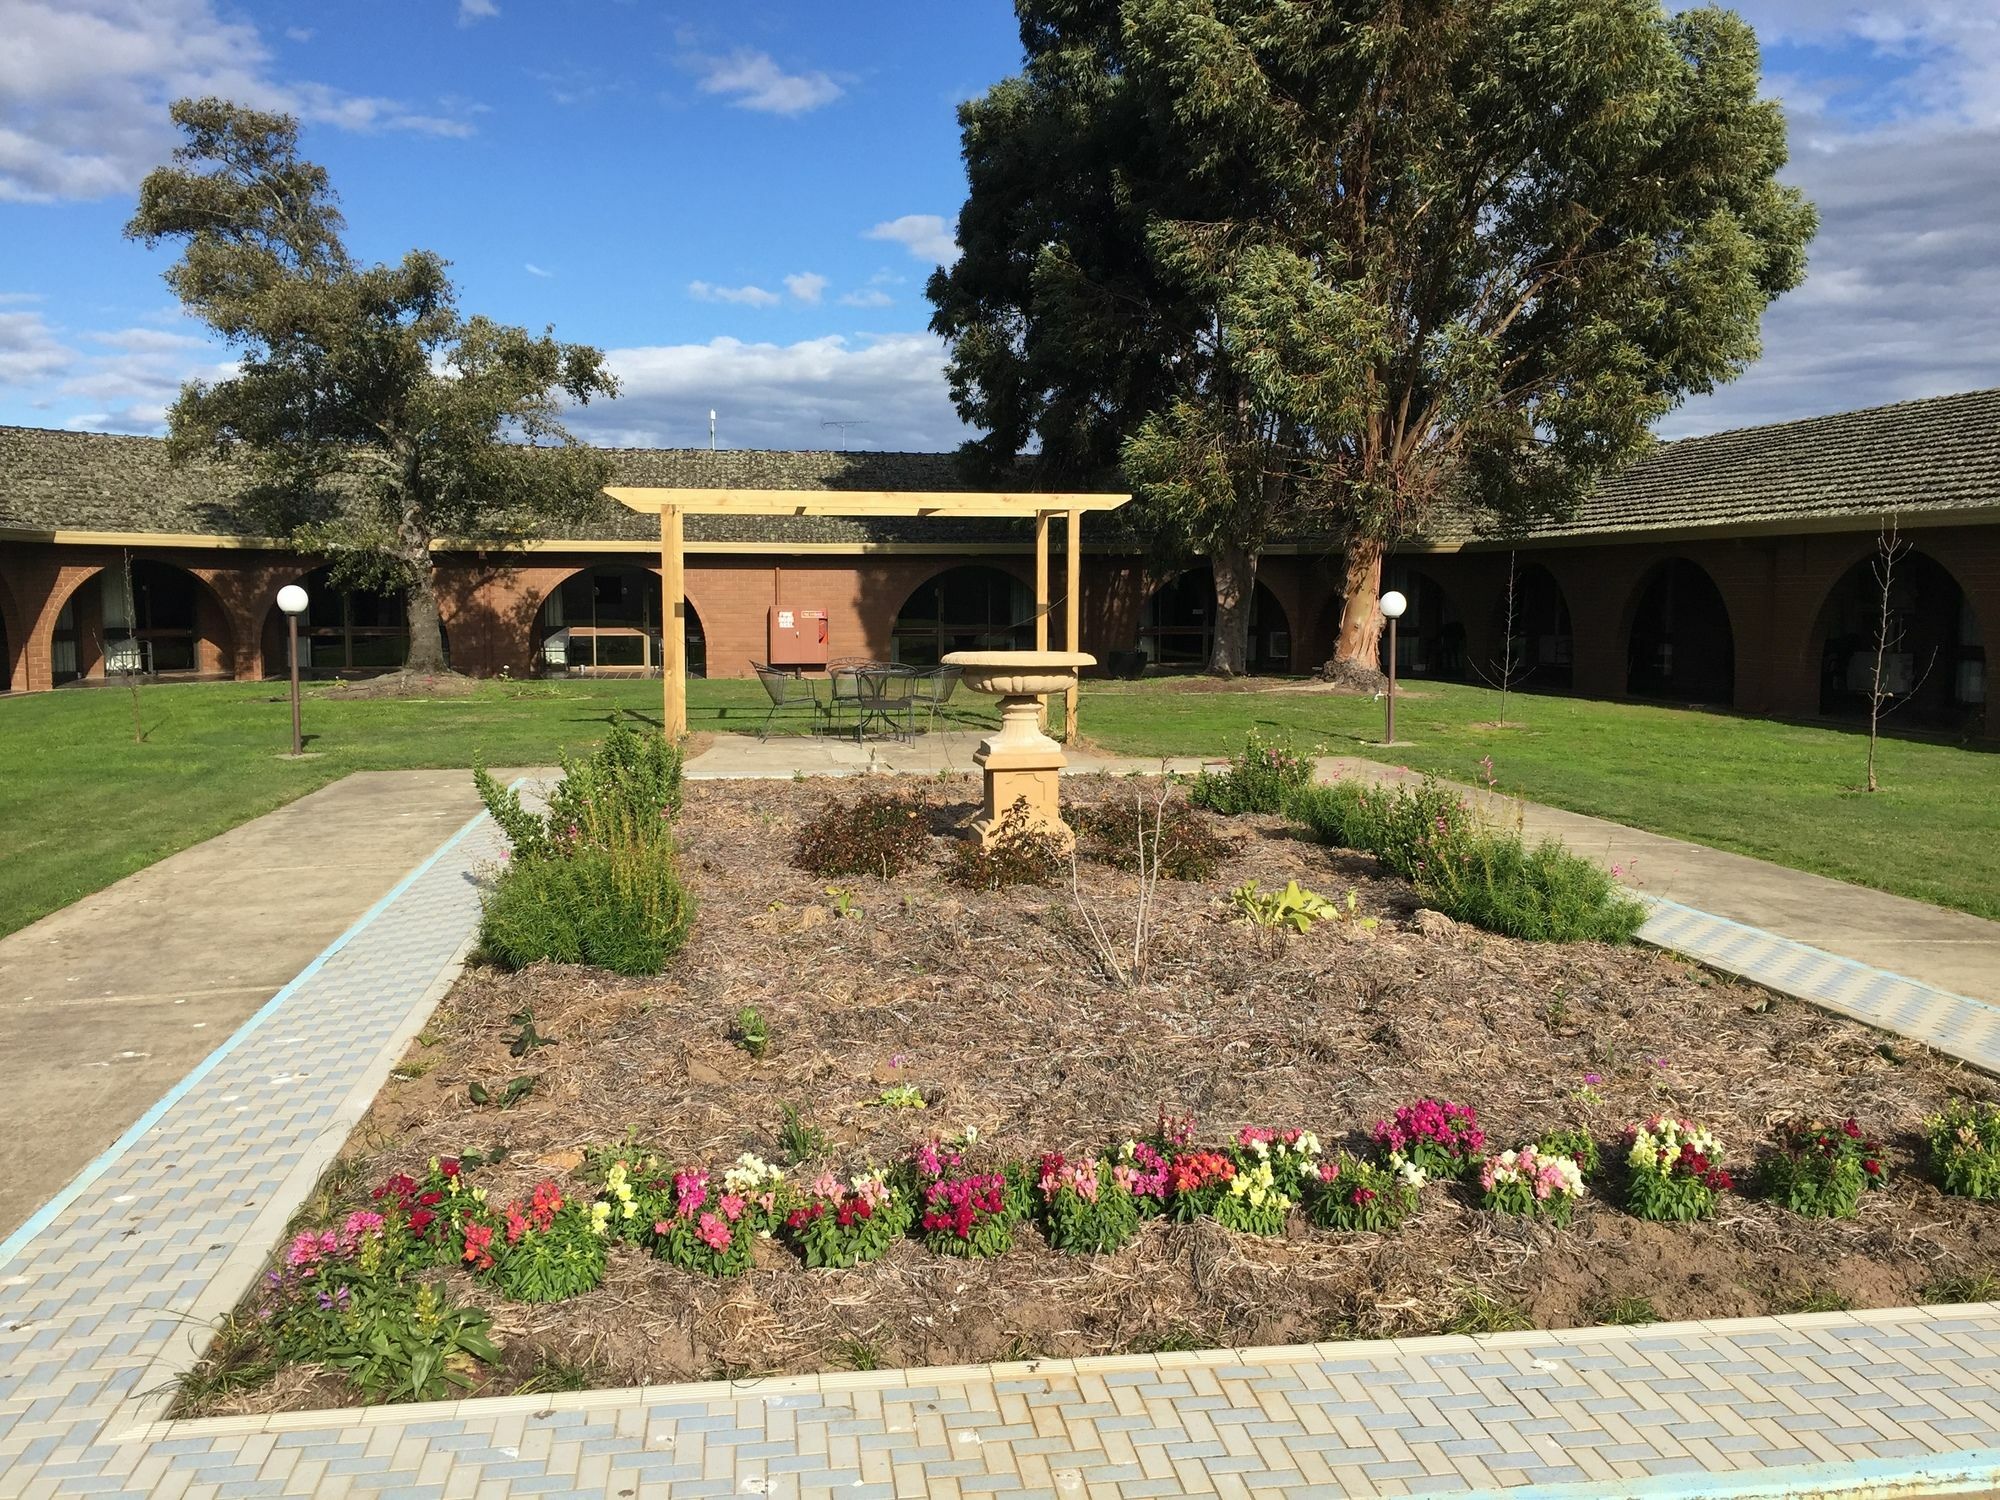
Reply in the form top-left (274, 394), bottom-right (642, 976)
top-left (1208, 543), bottom-right (1256, 677)
top-left (1331, 536), bottom-right (1386, 668)
top-left (404, 564), bottom-right (449, 674)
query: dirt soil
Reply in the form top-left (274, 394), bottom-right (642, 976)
top-left (206, 775), bottom-right (2000, 1414)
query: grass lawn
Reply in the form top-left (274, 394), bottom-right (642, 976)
top-left (1077, 678), bottom-right (1999, 921)
top-left (0, 673), bottom-right (1993, 938)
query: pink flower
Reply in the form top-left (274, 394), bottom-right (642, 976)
top-left (696, 1213), bottom-right (733, 1251)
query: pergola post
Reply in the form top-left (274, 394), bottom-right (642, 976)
top-left (660, 504), bottom-right (686, 739)
top-left (1065, 507), bottom-right (1082, 742)
top-left (1033, 509), bottom-right (1051, 731)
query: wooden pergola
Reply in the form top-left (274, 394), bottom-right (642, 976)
top-left (603, 487), bottom-right (1133, 739)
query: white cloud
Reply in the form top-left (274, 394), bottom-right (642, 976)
top-left (838, 288), bottom-right (894, 308)
top-left (688, 279), bottom-right (780, 308)
top-left (0, 0), bottom-right (481, 202)
top-left (783, 271), bottom-right (827, 304)
top-left (0, 309), bottom-right (73, 386)
top-left (865, 214), bottom-right (959, 265)
top-left (284, 26), bottom-right (313, 42)
top-left (524, 262), bottom-right (553, 278)
top-left (458, 0), bottom-right (498, 23)
top-left (690, 49), bottom-right (842, 116)
top-left (568, 333), bottom-right (968, 452)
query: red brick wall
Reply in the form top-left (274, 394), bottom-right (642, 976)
top-left (3, 527), bottom-right (1991, 740)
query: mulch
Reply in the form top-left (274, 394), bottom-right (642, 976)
top-left (203, 774), bottom-right (2000, 1413)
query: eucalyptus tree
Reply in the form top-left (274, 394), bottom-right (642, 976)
top-left (128, 98), bottom-right (618, 675)
top-left (933, 1), bottom-right (1814, 673)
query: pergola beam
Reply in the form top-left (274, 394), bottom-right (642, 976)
top-left (609, 484), bottom-right (1131, 745)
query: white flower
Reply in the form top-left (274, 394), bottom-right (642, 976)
top-left (1396, 1160), bottom-right (1429, 1189)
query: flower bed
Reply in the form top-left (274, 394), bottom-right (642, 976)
top-left (180, 777), bottom-right (2000, 1416)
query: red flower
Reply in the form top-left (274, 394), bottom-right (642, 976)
top-left (1862, 1159), bottom-right (1882, 1177)
top-left (439, 1158), bottom-right (461, 1179)
top-left (408, 1208), bottom-right (436, 1236)
top-left (374, 1173), bottom-right (417, 1203)
top-left (416, 1190), bottom-right (443, 1208)
top-left (462, 1222), bottom-right (495, 1270)
top-left (1350, 1187), bottom-right (1377, 1206)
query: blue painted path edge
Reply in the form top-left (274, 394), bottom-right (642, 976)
top-left (0, 799), bottom-right (497, 1273)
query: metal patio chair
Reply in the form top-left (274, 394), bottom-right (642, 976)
top-left (851, 664), bottom-right (918, 743)
top-left (906, 664), bottom-right (962, 736)
top-left (751, 660), bottom-right (821, 740)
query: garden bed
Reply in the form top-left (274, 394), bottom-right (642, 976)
top-left (183, 775), bottom-right (2000, 1415)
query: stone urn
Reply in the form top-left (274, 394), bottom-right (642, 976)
top-left (943, 650), bottom-right (1095, 849)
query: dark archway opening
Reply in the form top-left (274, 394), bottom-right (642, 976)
top-left (1140, 568), bottom-right (1293, 672)
top-left (1814, 549), bottom-right (1985, 731)
top-left (263, 566), bottom-right (415, 678)
top-left (535, 566), bottom-right (704, 678)
top-left (892, 565), bottom-right (1032, 666)
top-left (54, 562), bottom-right (233, 683)
top-left (0, 599), bottom-right (11, 693)
top-left (1380, 564), bottom-right (1466, 679)
top-left (1486, 563), bottom-right (1574, 690)
top-left (1627, 559), bottom-right (1734, 704)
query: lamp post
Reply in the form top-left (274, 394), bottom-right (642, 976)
top-left (277, 584), bottom-right (309, 757)
top-left (1379, 589), bottom-right (1407, 745)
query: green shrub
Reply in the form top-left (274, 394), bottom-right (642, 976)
top-left (1927, 1099), bottom-right (2000, 1200)
top-left (1287, 779), bottom-right (1646, 944)
top-left (1188, 730), bottom-right (1315, 815)
top-left (1760, 1118), bottom-right (1888, 1219)
top-left (480, 830), bottom-right (696, 976)
top-left (946, 798), bottom-right (1063, 889)
top-left (1421, 837), bottom-right (1648, 943)
top-left (477, 718), bottom-right (682, 860)
top-left (793, 792), bottom-right (933, 878)
top-left (1075, 796), bottom-right (1226, 881)
top-left (1537, 1127), bottom-right (1601, 1180)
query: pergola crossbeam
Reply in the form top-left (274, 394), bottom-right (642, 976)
top-left (605, 484), bottom-right (1130, 742)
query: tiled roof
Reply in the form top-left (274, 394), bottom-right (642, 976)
top-left (4, 387), bottom-right (1997, 551)
top-left (1430, 387), bottom-right (2000, 544)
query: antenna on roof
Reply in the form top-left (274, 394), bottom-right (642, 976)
top-left (708, 410), bottom-right (717, 451)
top-left (821, 419), bottom-right (869, 452)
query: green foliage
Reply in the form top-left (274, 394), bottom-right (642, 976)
top-left (787, 1180), bottom-right (911, 1270)
top-left (1760, 1119), bottom-right (1887, 1219)
top-left (1287, 779), bottom-right (1646, 943)
top-left (945, 798), bottom-right (1064, 889)
top-left (127, 98), bottom-right (618, 671)
top-left (1189, 733), bottom-right (1316, 815)
top-left (1920, 1271), bottom-right (2000, 1305)
top-left (1441, 1289), bottom-right (1531, 1337)
top-left (930, 3), bottom-right (1813, 673)
top-left (1074, 795), bottom-right (1226, 881)
top-left (735, 1006), bottom-right (770, 1060)
top-left (491, 1205), bottom-right (609, 1304)
top-left (1777, 1286), bottom-right (1855, 1315)
top-left (1230, 879), bottom-right (1362, 935)
top-left (304, 1280), bottom-right (500, 1402)
top-left (1537, 1128), bottom-right (1601, 1181)
top-left (467, 1075), bottom-right (537, 1109)
top-left (793, 792), bottom-right (933, 879)
top-left (507, 1009), bottom-right (555, 1057)
top-left (874, 1085), bottom-right (927, 1111)
top-left (777, 1104), bottom-right (828, 1165)
top-left (1927, 1099), bottom-right (2000, 1201)
top-left (478, 831), bottom-right (696, 976)
top-left (1593, 1296), bottom-right (1659, 1327)
top-left (477, 720), bottom-right (683, 862)
top-left (1035, 1158), bottom-right (1141, 1255)
top-left (1303, 1155), bottom-right (1421, 1233)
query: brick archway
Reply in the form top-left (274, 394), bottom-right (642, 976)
top-left (0, 569), bottom-right (22, 692)
top-left (890, 562), bottom-right (1038, 666)
top-left (1624, 557), bottom-right (1735, 706)
top-left (39, 558), bottom-right (240, 684)
top-left (528, 564), bottom-right (710, 678)
top-left (1807, 543), bottom-right (1985, 730)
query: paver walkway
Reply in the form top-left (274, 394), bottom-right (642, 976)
top-left (0, 766), bottom-right (1997, 1497)
top-left (0, 770), bottom-right (518, 1239)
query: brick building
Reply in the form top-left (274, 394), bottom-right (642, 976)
top-left (1, 389), bottom-right (1993, 740)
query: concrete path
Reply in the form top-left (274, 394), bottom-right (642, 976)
top-left (0, 770), bottom-right (515, 1239)
top-left (0, 788), bottom-right (1996, 1498)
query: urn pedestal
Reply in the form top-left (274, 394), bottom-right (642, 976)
top-left (942, 650), bottom-right (1095, 849)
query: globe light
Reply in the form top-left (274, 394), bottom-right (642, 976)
top-left (277, 583), bottom-right (310, 616)
top-left (1379, 589), bottom-right (1408, 620)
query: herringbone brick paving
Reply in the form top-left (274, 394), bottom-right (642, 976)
top-left (0, 802), bottom-right (1996, 1497)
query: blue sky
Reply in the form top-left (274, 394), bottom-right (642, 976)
top-left (3, 0), bottom-right (1998, 451)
